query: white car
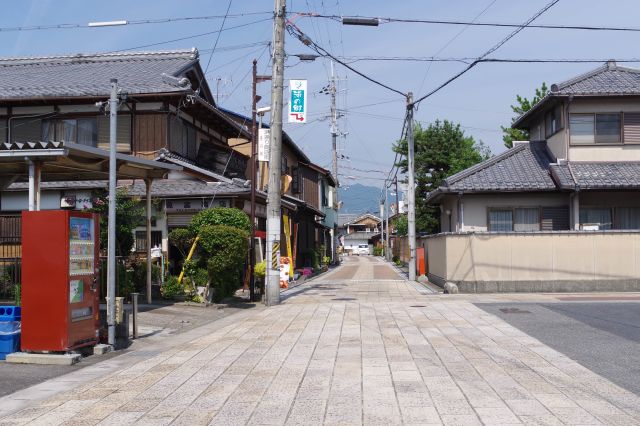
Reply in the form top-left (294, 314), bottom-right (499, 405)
top-left (356, 244), bottom-right (370, 255)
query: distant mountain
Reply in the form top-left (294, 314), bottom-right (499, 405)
top-left (338, 183), bottom-right (383, 215)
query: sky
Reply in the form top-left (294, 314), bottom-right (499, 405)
top-left (3, 0), bottom-right (640, 196)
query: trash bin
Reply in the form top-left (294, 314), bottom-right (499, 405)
top-left (0, 306), bottom-right (21, 360)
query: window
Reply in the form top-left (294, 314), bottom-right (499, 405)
top-left (489, 207), bottom-right (542, 231)
top-left (42, 118), bottom-right (98, 146)
top-left (615, 207), bottom-right (640, 230)
top-left (281, 156), bottom-right (288, 175)
top-left (579, 208), bottom-right (612, 230)
top-left (489, 209), bottom-right (513, 231)
top-left (135, 231), bottom-right (162, 252)
top-left (514, 208), bottom-right (540, 231)
top-left (321, 181), bottom-right (328, 207)
top-left (570, 113), bottom-right (621, 144)
top-left (545, 106), bottom-right (562, 137)
top-left (291, 166), bottom-right (301, 194)
top-left (541, 207), bottom-right (569, 231)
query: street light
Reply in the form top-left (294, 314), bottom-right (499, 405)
top-left (342, 17), bottom-right (379, 26)
top-left (88, 20), bottom-right (128, 27)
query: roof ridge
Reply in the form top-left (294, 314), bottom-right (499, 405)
top-left (444, 143), bottom-right (528, 187)
top-left (553, 62), bottom-right (610, 91)
top-left (0, 48), bottom-right (198, 65)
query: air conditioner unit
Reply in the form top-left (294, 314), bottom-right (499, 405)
top-left (60, 195), bottom-right (76, 209)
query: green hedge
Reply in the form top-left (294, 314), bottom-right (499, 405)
top-left (199, 224), bottom-right (249, 302)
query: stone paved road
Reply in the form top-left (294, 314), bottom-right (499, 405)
top-left (1, 256), bottom-right (640, 425)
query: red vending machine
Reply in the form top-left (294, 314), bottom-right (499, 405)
top-left (21, 210), bottom-right (100, 352)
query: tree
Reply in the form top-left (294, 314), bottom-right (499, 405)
top-left (394, 215), bottom-right (408, 236)
top-left (393, 120), bottom-right (490, 234)
top-left (501, 82), bottom-right (548, 148)
top-left (91, 188), bottom-right (144, 256)
top-left (189, 207), bottom-right (251, 235)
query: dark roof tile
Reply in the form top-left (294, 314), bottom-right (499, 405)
top-left (0, 50), bottom-right (198, 100)
top-left (442, 141), bottom-right (556, 192)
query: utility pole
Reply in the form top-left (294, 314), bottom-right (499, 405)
top-left (330, 61), bottom-right (338, 189)
top-left (385, 184), bottom-right (390, 261)
top-left (406, 92), bottom-right (417, 281)
top-left (329, 61), bottom-right (339, 264)
top-left (249, 60), bottom-right (258, 302)
top-left (107, 79), bottom-right (118, 346)
top-left (265, 0), bottom-right (286, 306)
top-left (250, 60), bottom-right (272, 302)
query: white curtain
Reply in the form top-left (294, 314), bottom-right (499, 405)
top-left (77, 119), bottom-right (97, 146)
top-left (489, 210), bottom-right (512, 232)
top-left (514, 208), bottom-right (540, 231)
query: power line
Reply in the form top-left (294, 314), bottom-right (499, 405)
top-left (298, 12), bottom-right (640, 33)
top-left (0, 12), bottom-right (272, 33)
top-left (286, 21), bottom-right (406, 97)
top-left (413, 0), bottom-right (560, 106)
top-left (334, 56), bottom-right (640, 65)
top-left (417, 0), bottom-right (498, 96)
top-left (111, 18), bottom-right (272, 53)
top-left (201, 0), bottom-right (234, 80)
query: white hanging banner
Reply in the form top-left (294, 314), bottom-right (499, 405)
top-left (288, 79), bottom-right (307, 123)
top-left (258, 128), bottom-right (271, 162)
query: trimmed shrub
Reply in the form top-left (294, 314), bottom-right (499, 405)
top-left (189, 207), bottom-right (251, 234)
top-left (168, 228), bottom-right (195, 257)
top-left (161, 275), bottom-right (184, 300)
top-left (199, 225), bottom-right (249, 302)
top-left (373, 246), bottom-right (383, 256)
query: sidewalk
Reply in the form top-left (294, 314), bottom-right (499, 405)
top-left (1, 260), bottom-right (639, 425)
top-left (0, 300), bottom-right (256, 401)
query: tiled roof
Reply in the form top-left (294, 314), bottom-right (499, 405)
top-left (441, 141), bottom-right (557, 192)
top-left (514, 61), bottom-right (640, 128)
top-left (7, 180), bottom-right (107, 191)
top-left (125, 179), bottom-right (249, 198)
top-left (0, 50), bottom-right (198, 100)
top-left (551, 162), bottom-right (640, 190)
top-left (338, 213), bottom-right (380, 227)
top-left (552, 61), bottom-right (640, 96)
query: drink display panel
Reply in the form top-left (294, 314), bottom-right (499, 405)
top-left (69, 217), bottom-right (94, 276)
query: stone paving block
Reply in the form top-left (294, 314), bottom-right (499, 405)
top-left (440, 414), bottom-right (482, 425)
top-left (505, 398), bottom-right (551, 416)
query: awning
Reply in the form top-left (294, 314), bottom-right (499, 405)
top-left (0, 141), bottom-right (181, 185)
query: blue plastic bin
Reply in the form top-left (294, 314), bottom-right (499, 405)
top-left (0, 306), bottom-right (21, 360)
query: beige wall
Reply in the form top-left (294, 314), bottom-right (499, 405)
top-left (546, 130), bottom-right (565, 160)
top-left (526, 97), bottom-right (640, 162)
top-left (425, 231), bottom-right (640, 284)
top-left (444, 193), bottom-right (569, 232)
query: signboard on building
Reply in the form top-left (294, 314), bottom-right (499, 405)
top-left (258, 128), bottom-right (270, 162)
top-left (288, 79), bottom-right (307, 123)
top-left (165, 198), bottom-right (230, 213)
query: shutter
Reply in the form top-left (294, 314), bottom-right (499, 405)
top-left (97, 115), bottom-right (131, 152)
top-left (11, 118), bottom-right (42, 142)
top-left (167, 214), bottom-right (194, 227)
top-left (623, 112), bottom-right (640, 144)
top-left (541, 207), bottom-right (569, 231)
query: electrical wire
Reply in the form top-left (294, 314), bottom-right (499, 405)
top-left (286, 21), bottom-right (406, 97)
top-left (201, 0), bottom-right (234, 78)
top-left (412, 0), bottom-right (560, 106)
top-left (297, 12), bottom-right (640, 33)
top-left (417, 0), bottom-right (498, 96)
top-left (0, 12), bottom-right (272, 33)
top-left (110, 18), bottom-right (272, 53)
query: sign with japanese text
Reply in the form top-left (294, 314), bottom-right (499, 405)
top-left (288, 79), bottom-right (307, 123)
top-left (258, 128), bottom-right (271, 161)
